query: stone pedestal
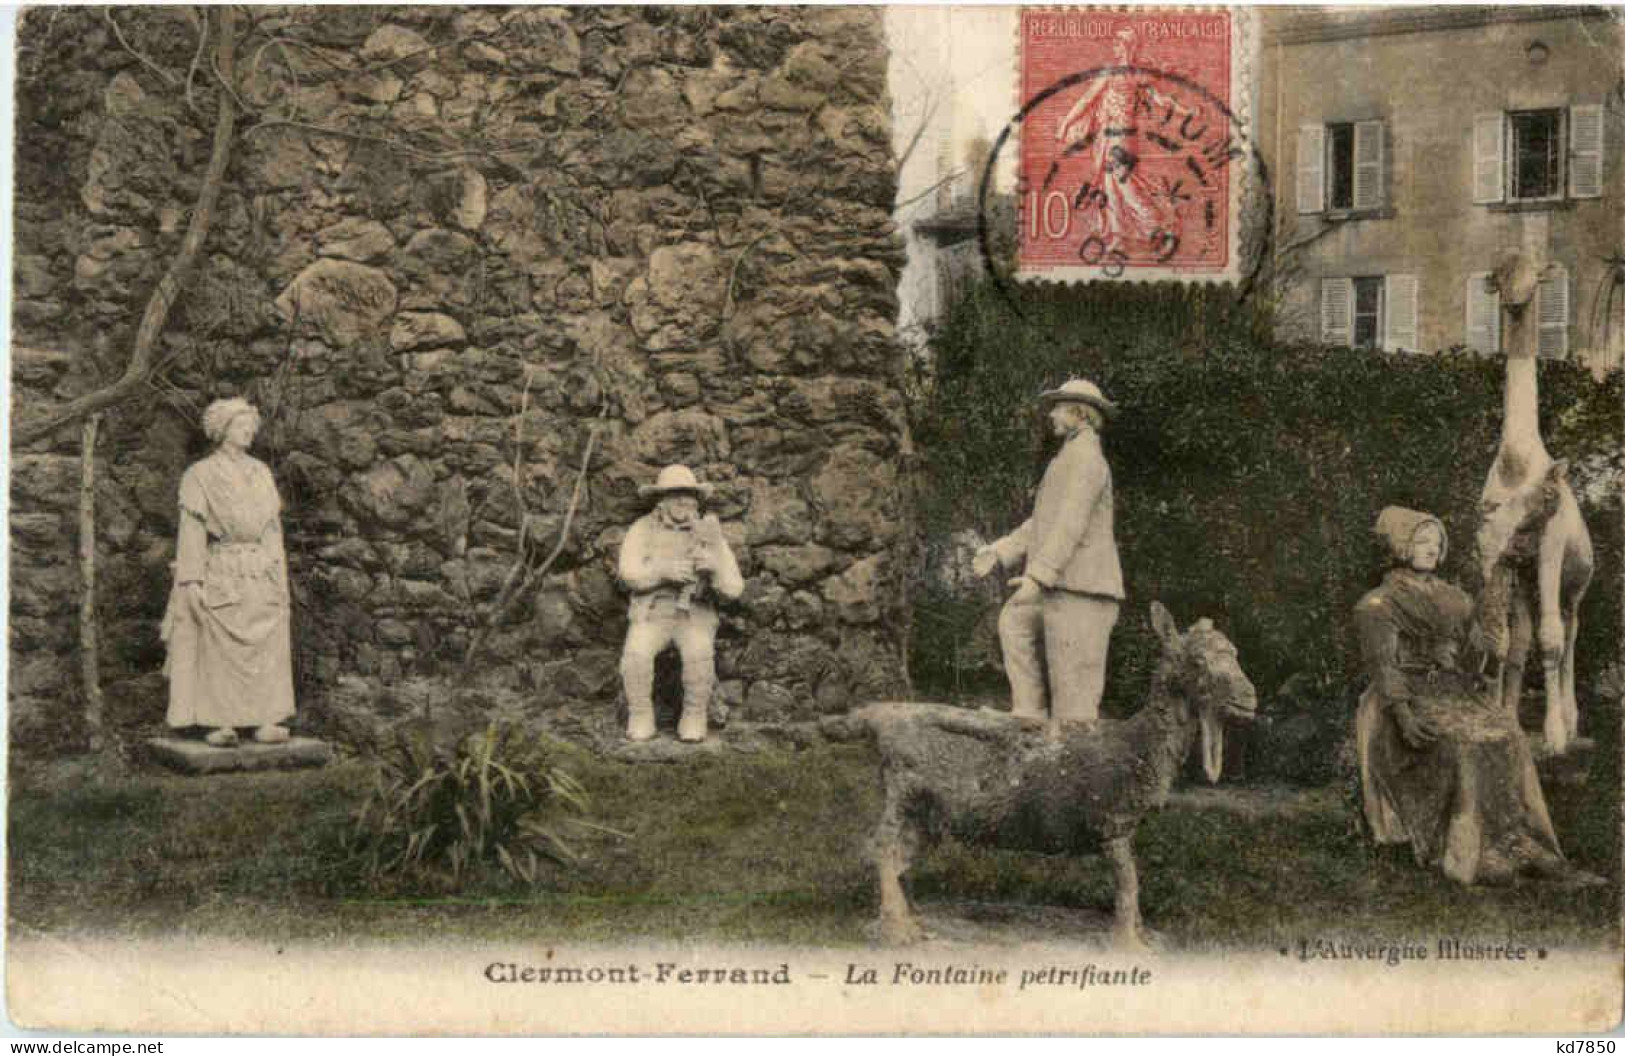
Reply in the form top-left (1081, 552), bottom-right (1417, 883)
top-left (607, 737), bottom-right (726, 764)
top-left (146, 736), bottom-right (333, 775)
top-left (1529, 734), bottom-right (1595, 788)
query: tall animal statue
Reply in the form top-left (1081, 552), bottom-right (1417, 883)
top-left (1478, 255), bottom-right (1594, 754)
top-left (848, 603), bottom-right (1256, 950)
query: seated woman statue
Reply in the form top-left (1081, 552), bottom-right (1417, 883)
top-left (1353, 506), bottom-right (1586, 885)
top-left (161, 398), bottom-right (295, 748)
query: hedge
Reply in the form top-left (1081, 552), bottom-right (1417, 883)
top-left (909, 278), bottom-right (1622, 783)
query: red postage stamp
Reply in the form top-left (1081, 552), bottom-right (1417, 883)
top-left (1016, 7), bottom-right (1256, 283)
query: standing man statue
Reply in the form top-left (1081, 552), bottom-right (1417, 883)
top-left (618, 464), bottom-right (743, 743)
top-left (972, 379), bottom-right (1124, 730)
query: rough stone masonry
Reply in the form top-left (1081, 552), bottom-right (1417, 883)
top-left (10, 7), bottom-right (910, 752)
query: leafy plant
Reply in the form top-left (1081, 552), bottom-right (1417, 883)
top-left (350, 721), bottom-right (596, 889)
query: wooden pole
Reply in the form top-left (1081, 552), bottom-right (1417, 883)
top-left (79, 413), bottom-right (105, 753)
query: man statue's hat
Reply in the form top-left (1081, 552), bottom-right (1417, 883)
top-left (1038, 377), bottom-right (1119, 419)
top-left (639, 463), bottom-right (714, 499)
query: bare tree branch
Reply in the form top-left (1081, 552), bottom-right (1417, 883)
top-left (894, 92), bottom-right (941, 174)
top-left (242, 118), bottom-right (527, 164)
top-left (260, 20), bottom-right (515, 79)
top-left (461, 403), bottom-right (610, 674)
top-left (245, 35), bottom-right (301, 115)
top-left (105, 9), bottom-right (181, 88)
top-left (15, 7), bottom-right (239, 446)
top-left (723, 232), bottom-right (776, 322)
top-left (676, 158), bottom-right (732, 249)
top-left (356, 22), bottom-right (515, 75)
top-left (895, 168), bottom-right (966, 211)
top-left (208, 45), bottom-right (255, 115)
top-left (510, 368), bottom-right (538, 556)
top-left (184, 7), bottom-right (209, 116)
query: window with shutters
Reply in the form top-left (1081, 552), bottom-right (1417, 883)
top-left (1297, 119), bottom-right (1386, 214)
top-left (1321, 274), bottom-right (1418, 352)
top-left (1320, 277), bottom-right (1352, 346)
top-left (1474, 105), bottom-right (1604, 205)
top-left (1352, 276), bottom-right (1384, 349)
top-left (1326, 124), bottom-right (1355, 210)
top-left (1384, 274), bottom-right (1418, 352)
top-left (1464, 272), bottom-right (1500, 355)
top-left (1509, 109), bottom-right (1563, 201)
top-left (1536, 265), bottom-right (1570, 358)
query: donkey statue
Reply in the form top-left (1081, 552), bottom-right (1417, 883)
top-left (843, 603), bottom-right (1256, 950)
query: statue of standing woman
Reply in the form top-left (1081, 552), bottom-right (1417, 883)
top-left (162, 398), bottom-right (295, 747)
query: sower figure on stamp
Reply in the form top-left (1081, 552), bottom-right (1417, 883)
top-left (618, 465), bottom-right (743, 743)
top-left (1054, 26), bottom-right (1183, 258)
top-left (973, 379), bottom-right (1124, 732)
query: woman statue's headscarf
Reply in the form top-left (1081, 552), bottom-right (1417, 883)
top-left (201, 397), bottom-right (260, 444)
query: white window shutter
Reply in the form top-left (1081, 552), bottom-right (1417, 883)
top-left (1464, 272), bottom-right (1501, 355)
top-left (1568, 104), bottom-right (1604, 199)
top-left (1321, 277), bottom-right (1353, 345)
top-left (1473, 113), bottom-right (1505, 204)
top-left (1298, 125), bottom-right (1326, 214)
top-left (1537, 266), bottom-right (1570, 358)
top-left (1384, 274), bottom-right (1419, 352)
top-left (1353, 120), bottom-right (1385, 209)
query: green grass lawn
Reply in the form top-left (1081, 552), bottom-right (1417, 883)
top-left (7, 739), bottom-right (1618, 950)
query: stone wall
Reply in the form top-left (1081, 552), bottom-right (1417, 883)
top-left (10, 7), bottom-right (910, 752)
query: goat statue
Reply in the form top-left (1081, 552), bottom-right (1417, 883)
top-left (849, 603), bottom-right (1257, 950)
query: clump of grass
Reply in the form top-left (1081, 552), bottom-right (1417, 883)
top-left (348, 722), bottom-right (598, 891)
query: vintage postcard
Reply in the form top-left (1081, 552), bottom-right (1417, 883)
top-left (6, 4), bottom-right (1623, 1036)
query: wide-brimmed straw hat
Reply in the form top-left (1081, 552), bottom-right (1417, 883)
top-left (639, 464), bottom-right (714, 499)
top-left (1038, 378), bottom-right (1118, 419)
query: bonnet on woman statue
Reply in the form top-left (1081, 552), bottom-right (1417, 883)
top-left (1352, 504), bottom-right (1590, 885)
top-left (1373, 505), bottom-right (1447, 567)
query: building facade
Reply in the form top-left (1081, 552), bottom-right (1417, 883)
top-left (1260, 6), bottom-right (1624, 371)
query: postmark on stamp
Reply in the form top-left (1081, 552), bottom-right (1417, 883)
top-left (1013, 7), bottom-right (1261, 283)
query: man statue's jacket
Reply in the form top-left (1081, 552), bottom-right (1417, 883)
top-left (990, 427), bottom-right (1124, 600)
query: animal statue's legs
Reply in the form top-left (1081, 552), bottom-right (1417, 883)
top-left (1560, 608), bottom-right (1581, 744)
top-left (673, 612), bottom-right (719, 743)
top-left (1538, 541), bottom-right (1573, 753)
top-left (620, 619), bottom-right (674, 741)
top-left (1479, 558), bottom-right (1514, 660)
top-left (1104, 836), bottom-right (1148, 951)
top-left (871, 792), bottom-right (926, 945)
top-left (1044, 593), bottom-right (1119, 728)
top-left (997, 592), bottom-right (1049, 720)
top-left (1501, 587), bottom-right (1533, 719)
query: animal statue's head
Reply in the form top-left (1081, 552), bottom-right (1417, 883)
top-left (1149, 602), bottom-right (1258, 783)
top-left (1490, 251), bottom-right (1540, 314)
top-left (1478, 458), bottom-right (1566, 583)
